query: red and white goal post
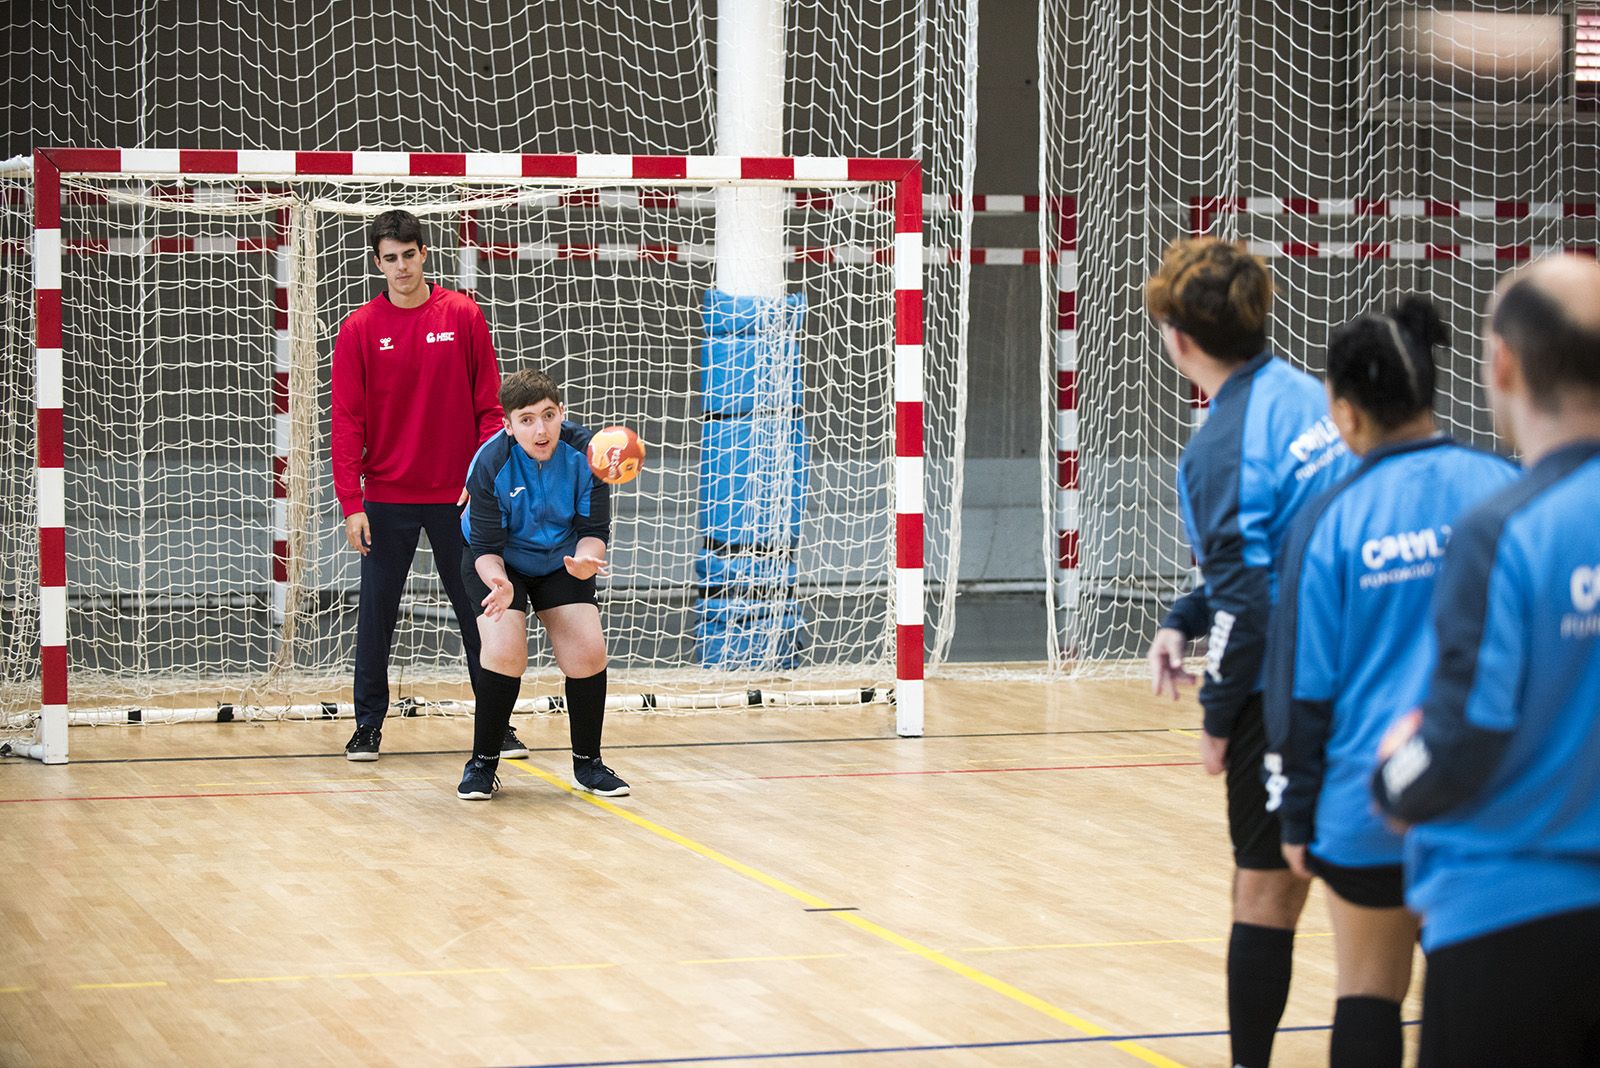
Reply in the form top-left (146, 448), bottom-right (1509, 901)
top-left (16, 148), bottom-right (927, 763)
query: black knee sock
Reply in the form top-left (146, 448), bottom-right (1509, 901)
top-left (566, 668), bottom-right (607, 758)
top-left (471, 669), bottom-right (521, 761)
top-left (1330, 996), bottom-right (1401, 1068)
top-left (1228, 922), bottom-right (1295, 1068)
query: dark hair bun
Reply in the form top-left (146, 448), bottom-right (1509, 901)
top-left (1324, 294), bottom-right (1443, 431)
top-left (1391, 295), bottom-right (1448, 353)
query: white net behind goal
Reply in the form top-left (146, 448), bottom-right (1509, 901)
top-left (41, 173), bottom-right (903, 711)
top-left (1041, 0), bottom-right (1600, 672)
top-left (7, 0), bottom-right (976, 669)
top-left (0, 169), bottom-right (38, 722)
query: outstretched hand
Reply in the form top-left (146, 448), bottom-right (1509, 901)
top-left (481, 574), bottom-right (514, 621)
top-left (563, 551), bottom-right (609, 580)
top-left (1147, 627), bottom-right (1195, 700)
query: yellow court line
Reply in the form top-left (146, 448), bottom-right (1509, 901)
top-left (0, 985), bottom-right (29, 994)
top-left (525, 963), bottom-right (621, 972)
top-left (74, 981), bottom-right (168, 990)
top-left (679, 953), bottom-right (855, 966)
top-left (509, 763), bottom-right (1188, 1068)
top-left (1166, 728), bottom-right (1202, 740)
top-left (214, 975), bottom-right (316, 985)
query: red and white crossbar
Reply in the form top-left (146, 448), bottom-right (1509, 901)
top-left (30, 148), bottom-right (926, 751)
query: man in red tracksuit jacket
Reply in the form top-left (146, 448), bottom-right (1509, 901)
top-left (330, 208), bottom-right (519, 761)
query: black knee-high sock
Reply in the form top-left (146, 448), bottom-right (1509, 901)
top-left (566, 668), bottom-right (606, 757)
top-left (1228, 922), bottom-right (1295, 1068)
top-left (1330, 996), bottom-right (1401, 1068)
top-left (472, 669), bottom-right (521, 761)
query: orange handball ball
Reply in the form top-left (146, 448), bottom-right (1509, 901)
top-left (587, 426), bottom-right (646, 485)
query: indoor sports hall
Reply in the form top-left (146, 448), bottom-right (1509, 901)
top-left (4, 4), bottom-right (1598, 1066)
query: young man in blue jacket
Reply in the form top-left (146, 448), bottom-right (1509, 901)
top-left (1374, 255), bottom-right (1600, 1066)
top-left (455, 369), bottom-right (628, 801)
top-left (1145, 238), bottom-right (1355, 1068)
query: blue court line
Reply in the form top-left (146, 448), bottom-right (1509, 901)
top-left (510, 1021), bottom-right (1421, 1068)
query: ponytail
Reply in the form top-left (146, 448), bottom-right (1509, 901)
top-left (1325, 296), bottom-right (1445, 429)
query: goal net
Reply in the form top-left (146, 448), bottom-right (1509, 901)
top-left (9, 151), bottom-right (927, 758)
top-left (0, 165), bottom-right (37, 740)
top-left (1041, 1), bottom-right (1600, 671)
top-left (6, 0), bottom-right (977, 657)
top-left (4, 3), bottom-right (979, 759)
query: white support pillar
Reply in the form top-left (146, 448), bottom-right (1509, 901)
top-left (714, 0), bottom-right (786, 297)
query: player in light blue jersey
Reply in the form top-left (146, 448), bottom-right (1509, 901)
top-left (1265, 297), bottom-right (1517, 1067)
top-left (1145, 238), bottom-right (1356, 1068)
top-left (1374, 257), bottom-right (1600, 1066)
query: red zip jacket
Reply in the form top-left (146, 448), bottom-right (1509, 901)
top-left (330, 285), bottom-right (503, 516)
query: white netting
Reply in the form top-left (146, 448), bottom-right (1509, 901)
top-left (4, 1), bottom-right (975, 673)
top-left (32, 171), bottom-right (904, 710)
top-left (1041, 1), bottom-right (1600, 673)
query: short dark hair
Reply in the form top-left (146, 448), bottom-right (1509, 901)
top-left (500, 369), bottom-right (561, 413)
top-left (1325, 296), bottom-right (1445, 430)
top-left (1146, 237), bottom-right (1274, 363)
top-left (1491, 277), bottom-right (1600, 412)
top-left (369, 209), bottom-right (426, 256)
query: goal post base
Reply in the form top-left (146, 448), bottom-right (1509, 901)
top-left (4, 685), bottom-right (897, 728)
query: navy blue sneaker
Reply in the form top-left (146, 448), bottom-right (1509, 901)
top-left (456, 756), bottom-right (500, 800)
top-left (573, 754), bottom-right (629, 796)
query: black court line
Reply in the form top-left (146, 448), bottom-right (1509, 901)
top-left (507, 1021), bottom-right (1421, 1067)
top-left (10, 727), bottom-right (1182, 768)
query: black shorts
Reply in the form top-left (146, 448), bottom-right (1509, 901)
top-left (460, 556), bottom-right (596, 616)
top-left (1420, 906), bottom-right (1600, 1068)
top-left (1225, 693), bottom-right (1288, 870)
top-left (1306, 852), bottom-right (1405, 909)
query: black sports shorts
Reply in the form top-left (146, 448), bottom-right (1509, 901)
top-left (1419, 906), bottom-right (1600, 1067)
top-left (1225, 693), bottom-right (1289, 870)
top-left (461, 555), bottom-right (597, 616)
top-left (1305, 851), bottom-right (1405, 909)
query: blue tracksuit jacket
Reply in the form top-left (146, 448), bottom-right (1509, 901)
top-left (1374, 440), bottom-right (1600, 950)
top-left (1163, 351), bottom-right (1356, 736)
top-left (461, 421), bottom-right (610, 578)
top-left (1265, 437), bottom-right (1518, 867)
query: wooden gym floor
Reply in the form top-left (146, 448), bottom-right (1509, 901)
top-left (0, 677), bottom-right (1422, 1066)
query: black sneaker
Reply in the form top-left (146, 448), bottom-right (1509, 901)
top-left (345, 724), bottom-right (381, 762)
top-left (573, 754), bottom-right (630, 796)
top-left (500, 725), bottom-right (530, 760)
top-left (456, 756), bottom-right (500, 800)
